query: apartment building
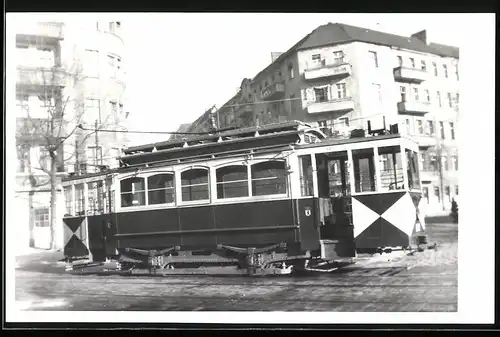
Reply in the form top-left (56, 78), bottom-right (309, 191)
top-left (186, 22), bottom-right (459, 213)
top-left (14, 20), bottom-right (128, 252)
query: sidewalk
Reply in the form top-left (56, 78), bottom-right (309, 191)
top-left (15, 248), bottom-right (66, 274)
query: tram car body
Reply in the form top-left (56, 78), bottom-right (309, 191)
top-left (61, 121), bottom-right (426, 275)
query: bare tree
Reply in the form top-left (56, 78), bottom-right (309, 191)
top-left (16, 62), bottom-right (114, 249)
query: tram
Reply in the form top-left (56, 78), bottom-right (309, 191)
top-left (61, 120), bottom-right (427, 276)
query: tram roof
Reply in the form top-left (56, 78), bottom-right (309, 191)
top-left (122, 120), bottom-right (322, 155)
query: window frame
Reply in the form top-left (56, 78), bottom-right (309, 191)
top-left (180, 166), bottom-right (211, 204)
top-left (250, 159), bottom-right (289, 197)
top-left (147, 172), bottom-right (176, 206)
top-left (215, 164), bottom-right (250, 200)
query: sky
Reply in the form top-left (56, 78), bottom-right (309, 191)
top-left (120, 13), bottom-right (468, 146)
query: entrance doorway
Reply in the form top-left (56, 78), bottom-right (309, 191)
top-left (315, 151), bottom-right (353, 244)
top-left (33, 208), bottom-right (51, 249)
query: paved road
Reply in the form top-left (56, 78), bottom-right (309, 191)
top-left (15, 219), bottom-right (458, 312)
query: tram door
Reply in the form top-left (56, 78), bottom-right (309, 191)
top-left (315, 151), bottom-right (354, 253)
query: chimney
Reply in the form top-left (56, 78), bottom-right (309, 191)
top-left (411, 29), bottom-right (430, 45)
top-left (271, 52), bottom-right (284, 63)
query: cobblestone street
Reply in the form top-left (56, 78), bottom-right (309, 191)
top-left (15, 218), bottom-right (458, 312)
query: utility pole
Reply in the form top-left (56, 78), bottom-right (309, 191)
top-left (75, 139), bottom-right (80, 175)
top-left (434, 117), bottom-right (445, 211)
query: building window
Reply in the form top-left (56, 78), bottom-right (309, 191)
top-left (439, 121), bottom-right (445, 139)
top-left (109, 101), bottom-right (117, 115)
top-left (434, 186), bottom-right (440, 203)
top-left (417, 120), bottom-right (424, 134)
top-left (430, 155), bottom-right (437, 171)
top-left (107, 54), bottom-right (118, 78)
top-left (181, 168), bottom-right (209, 202)
top-left (368, 51), bottom-right (378, 68)
top-left (409, 58), bottom-right (415, 68)
top-left (436, 91), bottom-right (442, 107)
top-left (16, 94), bottom-right (30, 117)
top-left (455, 185), bottom-right (459, 195)
top-left (443, 64), bottom-right (448, 78)
top-left (333, 51), bottom-right (344, 64)
top-left (251, 161), bottom-right (287, 196)
top-left (447, 92), bottom-right (453, 108)
top-left (452, 156), bottom-right (458, 171)
top-left (120, 177), bottom-right (146, 207)
top-left (84, 99), bottom-right (101, 123)
top-left (288, 63), bottom-right (295, 79)
top-left (426, 120), bottom-right (434, 135)
top-left (216, 165), bottom-right (249, 199)
top-left (424, 89), bottom-right (431, 102)
top-left (83, 49), bottom-right (99, 77)
top-left (108, 21), bottom-right (121, 35)
top-left (405, 118), bottom-right (411, 134)
top-left (421, 60), bottom-right (427, 71)
top-left (147, 174), bottom-right (175, 205)
top-left (34, 208), bottom-right (50, 228)
top-left (442, 156), bottom-right (449, 171)
top-left (412, 88), bottom-right (419, 101)
top-left (455, 64), bottom-right (459, 81)
top-left (372, 83), bottom-right (382, 103)
top-left (37, 146), bottom-right (50, 171)
top-left (400, 86), bottom-right (407, 102)
top-left (17, 145), bottom-right (30, 173)
top-left (311, 54), bottom-right (324, 66)
top-left (432, 62), bottom-right (438, 76)
top-left (336, 83), bottom-right (347, 99)
top-left (314, 87), bottom-right (328, 102)
top-left (449, 122), bottom-right (455, 140)
top-left (397, 55), bottom-right (403, 67)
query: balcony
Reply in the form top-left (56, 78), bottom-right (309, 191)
top-left (17, 66), bottom-right (67, 87)
top-left (393, 66), bottom-right (428, 83)
top-left (306, 97), bottom-right (355, 114)
top-left (397, 100), bottom-right (431, 115)
top-left (304, 60), bottom-right (352, 81)
top-left (261, 82), bottom-right (285, 101)
top-left (409, 133), bottom-right (437, 148)
top-left (16, 22), bottom-right (64, 42)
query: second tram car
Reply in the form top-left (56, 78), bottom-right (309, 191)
top-left (61, 121), bottom-right (427, 275)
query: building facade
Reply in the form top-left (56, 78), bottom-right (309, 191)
top-left (186, 23), bottom-right (459, 214)
top-left (14, 20), bottom-right (128, 252)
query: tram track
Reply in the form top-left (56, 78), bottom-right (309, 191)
top-left (18, 288), bottom-right (457, 309)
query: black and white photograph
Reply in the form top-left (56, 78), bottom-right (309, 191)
top-left (4, 12), bottom-right (495, 327)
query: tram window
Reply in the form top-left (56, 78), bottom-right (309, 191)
top-left (352, 148), bottom-right (376, 193)
top-left (87, 181), bottom-right (105, 215)
top-left (181, 168), bottom-right (209, 202)
top-left (378, 146), bottom-right (404, 191)
top-left (251, 161), bottom-right (287, 196)
top-left (148, 174), bottom-right (175, 205)
top-left (75, 184), bottom-right (85, 215)
top-left (406, 149), bottom-right (421, 189)
top-left (299, 155), bottom-right (313, 197)
top-left (63, 186), bottom-right (73, 216)
top-left (216, 165), bottom-right (249, 199)
top-left (120, 177), bottom-right (146, 207)
top-left (317, 152), bottom-right (351, 197)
